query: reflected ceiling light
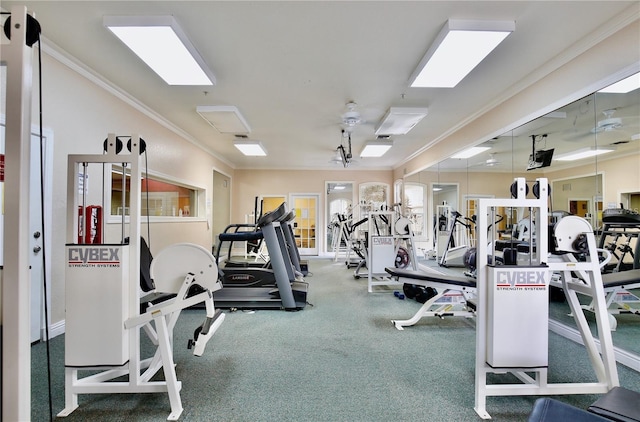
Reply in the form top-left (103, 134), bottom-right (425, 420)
top-left (233, 139), bottom-right (267, 156)
top-left (375, 107), bottom-right (429, 135)
top-left (432, 187), bottom-right (443, 191)
top-left (451, 146), bottom-right (490, 159)
top-left (334, 185), bottom-right (346, 190)
top-left (598, 73), bottom-right (640, 93)
top-left (410, 19), bottom-right (515, 88)
top-left (360, 140), bottom-right (393, 158)
top-left (197, 105), bottom-right (251, 134)
top-left (104, 15), bottom-right (215, 85)
top-left (555, 147), bottom-right (614, 161)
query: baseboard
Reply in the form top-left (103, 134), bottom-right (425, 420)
top-left (44, 319), bottom-right (65, 340)
top-left (549, 319), bottom-right (640, 372)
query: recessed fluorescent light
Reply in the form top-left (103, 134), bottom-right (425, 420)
top-left (197, 105), bottom-right (251, 134)
top-left (333, 185), bottom-right (346, 190)
top-left (104, 15), bottom-right (215, 86)
top-left (451, 146), bottom-right (490, 159)
top-left (360, 141), bottom-right (393, 158)
top-left (555, 147), bottom-right (614, 161)
top-left (410, 19), bottom-right (515, 88)
top-left (234, 140), bottom-right (267, 156)
top-left (375, 107), bottom-right (429, 135)
top-left (432, 187), bottom-right (443, 192)
top-left (598, 73), bottom-right (640, 93)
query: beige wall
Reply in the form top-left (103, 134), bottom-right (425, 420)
top-left (233, 169), bottom-right (393, 253)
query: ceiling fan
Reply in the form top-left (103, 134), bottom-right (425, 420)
top-left (592, 109), bottom-right (623, 133)
top-left (341, 101), bottom-right (363, 129)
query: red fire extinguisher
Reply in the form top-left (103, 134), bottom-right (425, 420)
top-left (78, 205), bottom-right (103, 244)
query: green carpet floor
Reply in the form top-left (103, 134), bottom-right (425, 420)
top-left (30, 258), bottom-right (640, 421)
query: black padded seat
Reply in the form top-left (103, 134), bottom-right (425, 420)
top-left (140, 292), bottom-right (177, 314)
top-left (495, 239), bottom-right (524, 251)
top-left (385, 267), bottom-right (476, 289)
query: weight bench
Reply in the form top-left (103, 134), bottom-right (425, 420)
top-left (528, 386), bottom-right (640, 422)
top-left (385, 267), bottom-right (477, 330)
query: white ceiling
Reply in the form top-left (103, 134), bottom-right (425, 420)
top-left (2, 1), bottom-right (639, 170)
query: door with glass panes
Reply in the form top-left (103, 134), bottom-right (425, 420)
top-left (291, 194), bottom-right (318, 255)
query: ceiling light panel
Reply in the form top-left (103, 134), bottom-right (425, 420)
top-left (360, 141), bottom-right (393, 158)
top-left (375, 107), bottom-right (429, 136)
top-left (598, 72), bottom-right (640, 93)
top-left (410, 19), bottom-right (515, 88)
top-left (234, 140), bottom-right (267, 156)
top-left (104, 15), bottom-right (215, 86)
top-left (451, 146), bottom-right (490, 159)
top-left (555, 147), bottom-right (614, 161)
top-left (197, 106), bottom-right (251, 134)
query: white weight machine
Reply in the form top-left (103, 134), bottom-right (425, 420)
top-left (387, 178), bottom-right (619, 419)
top-left (57, 134), bottom-right (225, 420)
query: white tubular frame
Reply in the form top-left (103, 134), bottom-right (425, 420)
top-left (1, 6), bottom-right (35, 421)
top-left (474, 178), bottom-right (619, 419)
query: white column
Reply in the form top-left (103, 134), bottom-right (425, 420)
top-left (2, 6), bottom-right (35, 422)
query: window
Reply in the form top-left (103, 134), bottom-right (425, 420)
top-left (110, 166), bottom-right (202, 219)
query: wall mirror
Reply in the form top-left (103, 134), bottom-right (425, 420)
top-left (325, 181), bottom-right (354, 255)
top-left (405, 71), bottom-right (640, 368)
top-left (358, 182), bottom-right (390, 216)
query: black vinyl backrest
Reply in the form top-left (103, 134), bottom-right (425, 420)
top-left (139, 237), bottom-right (156, 292)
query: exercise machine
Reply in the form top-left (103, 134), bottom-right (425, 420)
top-left (387, 178), bottom-right (619, 419)
top-left (599, 207), bottom-right (640, 272)
top-left (213, 202), bottom-right (308, 310)
top-left (58, 135), bottom-right (225, 420)
top-left (439, 211), bottom-right (475, 267)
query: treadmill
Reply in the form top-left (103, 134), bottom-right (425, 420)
top-left (213, 202), bottom-right (308, 310)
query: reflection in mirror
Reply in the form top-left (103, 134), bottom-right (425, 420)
top-left (358, 182), bottom-right (389, 215)
top-left (408, 72), bottom-right (639, 366)
top-left (325, 181), bottom-right (353, 255)
top-left (432, 182), bottom-right (459, 260)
